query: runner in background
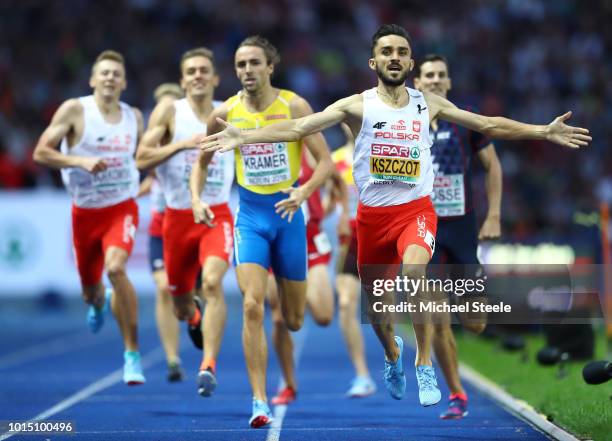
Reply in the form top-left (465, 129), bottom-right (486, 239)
top-left (137, 82), bottom-right (185, 382)
top-left (137, 48), bottom-right (234, 397)
top-left (329, 123), bottom-right (377, 397)
top-left (268, 147), bottom-right (339, 405)
top-left (414, 54), bottom-right (502, 419)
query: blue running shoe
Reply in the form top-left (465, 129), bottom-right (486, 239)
top-left (86, 288), bottom-right (111, 333)
top-left (197, 368), bottom-right (217, 397)
top-left (346, 375), bottom-right (377, 398)
top-left (249, 399), bottom-right (273, 428)
top-left (416, 365), bottom-right (441, 406)
top-left (383, 336), bottom-right (406, 400)
top-left (123, 351), bottom-right (146, 386)
top-left (440, 395), bottom-right (468, 419)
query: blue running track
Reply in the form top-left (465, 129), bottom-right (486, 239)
top-left (0, 297), bottom-right (550, 440)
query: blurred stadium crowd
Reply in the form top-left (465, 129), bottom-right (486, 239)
top-left (1, 0), bottom-right (610, 239)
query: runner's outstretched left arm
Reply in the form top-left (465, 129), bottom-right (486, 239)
top-left (426, 92), bottom-right (592, 149)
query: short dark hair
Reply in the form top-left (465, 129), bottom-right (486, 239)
top-left (238, 35), bottom-right (281, 66)
top-left (415, 54), bottom-right (449, 78)
top-left (370, 24), bottom-right (412, 56)
top-left (180, 47), bottom-right (215, 73)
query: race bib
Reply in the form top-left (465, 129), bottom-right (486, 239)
top-left (431, 174), bottom-right (465, 216)
top-left (92, 157), bottom-right (133, 189)
top-left (369, 144), bottom-right (421, 183)
top-left (313, 231), bottom-right (332, 255)
top-left (240, 143), bottom-right (291, 186)
top-left (204, 154), bottom-right (226, 197)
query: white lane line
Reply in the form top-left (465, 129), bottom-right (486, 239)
top-left (0, 347), bottom-right (165, 441)
top-left (266, 325), bottom-right (309, 441)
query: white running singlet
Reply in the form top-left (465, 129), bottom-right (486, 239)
top-left (157, 98), bottom-right (234, 209)
top-left (60, 95), bottom-right (139, 208)
top-left (353, 87), bottom-right (433, 207)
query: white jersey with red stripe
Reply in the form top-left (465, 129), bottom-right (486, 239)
top-left (157, 98), bottom-right (234, 209)
top-left (353, 87), bottom-right (433, 207)
top-left (60, 95), bottom-right (139, 208)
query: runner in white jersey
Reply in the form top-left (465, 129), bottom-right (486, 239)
top-left (137, 82), bottom-right (186, 383)
top-left (33, 50), bottom-right (146, 385)
top-left (136, 47), bottom-right (234, 398)
top-left (198, 24), bottom-right (591, 408)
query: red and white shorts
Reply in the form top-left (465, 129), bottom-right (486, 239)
top-left (306, 221), bottom-right (332, 269)
top-left (71, 198), bottom-right (139, 286)
top-left (163, 204), bottom-right (233, 297)
top-left (356, 195), bottom-right (437, 269)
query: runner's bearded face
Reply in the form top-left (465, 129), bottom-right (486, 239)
top-left (181, 55), bottom-right (218, 99)
top-left (415, 60), bottom-right (451, 98)
top-left (90, 60), bottom-right (126, 100)
top-left (371, 35), bottom-right (413, 87)
top-left (234, 46), bottom-right (273, 94)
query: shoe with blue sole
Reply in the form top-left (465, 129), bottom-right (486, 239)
top-left (86, 288), bottom-right (111, 333)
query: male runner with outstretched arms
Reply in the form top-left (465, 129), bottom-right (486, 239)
top-left (414, 54), bottom-right (501, 419)
top-left (136, 48), bottom-right (234, 397)
top-left (198, 24), bottom-right (591, 408)
top-left (191, 35), bottom-right (333, 427)
top-left (33, 50), bottom-right (146, 385)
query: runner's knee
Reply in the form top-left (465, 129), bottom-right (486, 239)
top-left (243, 298), bottom-right (264, 325)
top-left (201, 273), bottom-right (222, 298)
top-left (284, 314), bottom-right (303, 331)
top-left (312, 312), bottom-right (332, 327)
top-left (106, 262), bottom-right (127, 281)
top-left (338, 291), bottom-right (356, 315)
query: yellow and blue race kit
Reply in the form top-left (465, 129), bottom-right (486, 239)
top-left (227, 89), bottom-right (307, 280)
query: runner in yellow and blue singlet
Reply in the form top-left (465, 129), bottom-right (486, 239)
top-left (227, 89), bottom-right (308, 278)
top-left (190, 36), bottom-right (332, 429)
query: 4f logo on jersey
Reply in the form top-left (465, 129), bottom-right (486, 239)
top-left (372, 121), bottom-right (386, 129)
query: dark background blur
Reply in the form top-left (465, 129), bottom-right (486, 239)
top-left (1, 0), bottom-right (610, 240)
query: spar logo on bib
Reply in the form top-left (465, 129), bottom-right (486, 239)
top-left (369, 143), bottom-right (420, 183)
top-left (240, 143), bottom-right (291, 186)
